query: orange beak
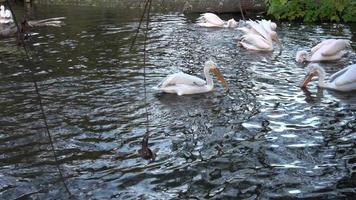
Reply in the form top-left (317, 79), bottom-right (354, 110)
top-left (300, 72), bottom-right (315, 88)
top-left (211, 68), bottom-right (229, 92)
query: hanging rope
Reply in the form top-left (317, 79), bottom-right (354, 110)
top-left (142, 0), bottom-right (151, 135)
top-left (131, 0), bottom-right (155, 161)
top-left (239, 0), bottom-right (246, 21)
top-left (4, 0), bottom-right (72, 197)
top-left (129, 0), bottom-right (150, 51)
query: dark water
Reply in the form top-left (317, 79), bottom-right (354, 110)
top-left (1, 4), bottom-right (356, 200)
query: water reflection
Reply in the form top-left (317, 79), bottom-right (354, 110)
top-left (0, 3), bottom-right (356, 200)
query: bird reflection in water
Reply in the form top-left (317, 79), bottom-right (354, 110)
top-left (301, 87), bottom-right (324, 104)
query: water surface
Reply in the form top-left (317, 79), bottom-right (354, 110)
top-left (0, 4), bottom-right (356, 200)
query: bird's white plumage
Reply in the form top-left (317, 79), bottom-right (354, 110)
top-left (240, 33), bottom-right (273, 51)
top-left (245, 20), bottom-right (270, 40)
top-left (296, 39), bottom-right (350, 63)
top-left (333, 64), bottom-right (356, 88)
top-left (0, 5), bottom-right (13, 24)
top-left (198, 13), bottom-right (224, 26)
top-left (197, 13), bottom-right (237, 28)
top-left (157, 72), bottom-right (206, 89)
top-left (238, 19), bottom-right (279, 51)
top-left (154, 61), bottom-right (228, 95)
top-left (303, 64), bottom-right (356, 92)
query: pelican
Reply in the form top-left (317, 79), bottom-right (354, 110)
top-left (238, 33), bottom-right (273, 51)
top-left (197, 13), bottom-right (238, 28)
top-left (237, 19), bottom-right (281, 51)
top-left (300, 64), bottom-right (356, 92)
top-left (154, 61), bottom-right (229, 95)
top-left (0, 5), bottom-right (13, 24)
top-left (296, 39), bottom-right (350, 63)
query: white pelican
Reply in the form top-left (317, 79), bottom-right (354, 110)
top-left (296, 39), bottom-right (350, 63)
top-left (238, 33), bottom-right (273, 51)
top-left (237, 19), bottom-right (281, 51)
top-left (258, 19), bottom-right (277, 31)
top-left (0, 5), bottom-right (13, 24)
top-left (300, 64), bottom-right (356, 92)
top-left (197, 13), bottom-right (238, 28)
top-left (154, 61), bottom-right (229, 95)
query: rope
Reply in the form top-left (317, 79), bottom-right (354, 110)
top-left (129, 0), bottom-right (150, 51)
top-left (130, 0), bottom-right (155, 161)
top-left (143, 0), bottom-right (151, 135)
top-left (239, 0), bottom-right (246, 21)
top-left (4, 1), bottom-right (72, 197)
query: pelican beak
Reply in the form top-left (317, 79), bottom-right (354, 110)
top-left (300, 72), bottom-right (315, 88)
top-left (211, 67), bottom-right (229, 92)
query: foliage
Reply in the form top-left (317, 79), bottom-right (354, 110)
top-left (265, 0), bottom-right (356, 22)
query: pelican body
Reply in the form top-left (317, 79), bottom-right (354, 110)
top-left (0, 5), bottom-right (13, 24)
top-left (237, 19), bottom-right (280, 51)
top-left (296, 39), bottom-right (350, 63)
top-left (300, 64), bottom-right (356, 92)
top-left (154, 61), bottom-right (229, 95)
top-left (197, 13), bottom-right (238, 28)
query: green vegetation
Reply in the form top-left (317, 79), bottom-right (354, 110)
top-left (265, 0), bottom-right (356, 22)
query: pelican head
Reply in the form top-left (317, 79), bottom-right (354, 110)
top-left (226, 19), bottom-right (238, 28)
top-left (343, 39), bottom-right (351, 48)
top-left (296, 50), bottom-right (308, 63)
top-left (205, 60), bottom-right (229, 91)
top-left (270, 22), bottom-right (277, 30)
top-left (300, 64), bottom-right (325, 88)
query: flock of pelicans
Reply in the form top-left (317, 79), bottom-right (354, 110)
top-left (1, 6), bottom-right (355, 94)
top-left (155, 13), bottom-right (356, 95)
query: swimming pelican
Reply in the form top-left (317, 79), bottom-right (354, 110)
top-left (300, 64), bottom-right (356, 92)
top-left (154, 61), bottom-right (229, 95)
top-left (296, 39), bottom-right (350, 63)
top-left (238, 33), bottom-right (274, 51)
top-left (237, 19), bottom-right (281, 51)
top-left (197, 13), bottom-right (238, 28)
top-left (0, 5), bottom-right (13, 24)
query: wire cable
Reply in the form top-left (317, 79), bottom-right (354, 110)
top-left (4, 0), bottom-right (72, 197)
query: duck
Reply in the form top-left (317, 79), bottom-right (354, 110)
top-left (154, 60), bottom-right (229, 95)
top-left (296, 39), bottom-right (350, 63)
top-left (300, 64), bottom-right (356, 92)
top-left (197, 13), bottom-right (238, 28)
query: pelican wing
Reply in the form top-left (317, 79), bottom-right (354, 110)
top-left (237, 27), bottom-right (258, 35)
top-left (157, 72), bottom-right (206, 88)
top-left (240, 34), bottom-right (272, 51)
top-left (198, 23), bottom-right (221, 27)
top-left (310, 39), bottom-right (334, 54)
top-left (246, 20), bottom-right (269, 40)
top-left (333, 64), bottom-right (356, 87)
top-left (320, 39), bottom-right (349, 57)
top-left (197, 13), bottom-right (224, 26)
top-left (258, 19), bottom-right (273, 33)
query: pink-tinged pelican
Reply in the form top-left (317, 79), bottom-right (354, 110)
top-left (0, 5), bottom-right (13, 24)
top-left (300, 64), bottom-right (356, 92)
top-left (296, 39), bottom-right (350, 63)
top-left (154, 61), bottom-right (229, 95)
top-left (197, 13), bottom-right (238, 28)
top-left (237, 20), bottom-right (281, 51)
top-left (238, 33), bottom-right (273, 51)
